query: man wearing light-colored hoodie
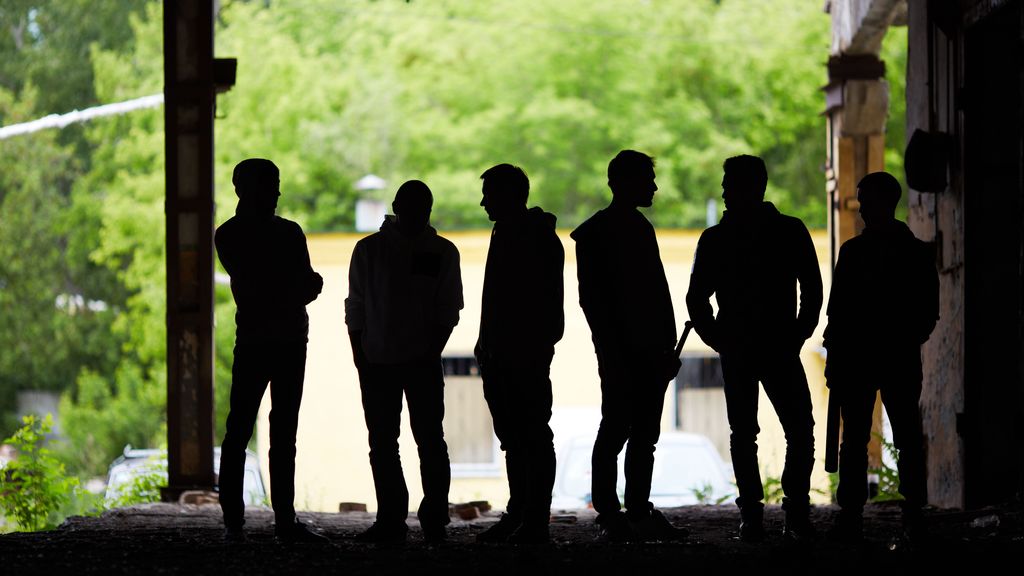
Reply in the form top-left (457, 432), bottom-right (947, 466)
top-left (475, 163), bottom-right (564, 544)
top-left (345, 180), bottom-right (464, 544)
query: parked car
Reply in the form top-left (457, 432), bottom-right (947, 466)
top-left (104, 446), bottom-right (267, 507)
top-left (551, 431), bottom-right (735, 510)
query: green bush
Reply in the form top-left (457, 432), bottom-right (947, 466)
top-left (0, 414), bottom-right (80, 531)
top-left (103, 455), bottom-right (166, 509)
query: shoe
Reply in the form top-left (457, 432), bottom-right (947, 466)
top-left (224, 525), bottom-right (247, 544)
top-left (739, 520), bottom-right (767, 543)
top-left (782, 516), bottom-right (817, 543)
top-left (827, 512), bottom-right (864, 543)
top-left (596, 512), bottom-right (634, 543)
top-left (275, 519), bottom-right (330, 544)
top-left (422, 523), bottom-right (447, 544)
top-left (738, 506), bottom-right (766, 543)
top-left (508, 522), bottom-right (550, 544)
top-left (477, 514), bottom-right (522, 543)
top-left (902, 512), bottom-right (929, 544)
top-left (355, 522), bottom-right (408, 544)
top-left (629, 509), bottom-right (689, 542)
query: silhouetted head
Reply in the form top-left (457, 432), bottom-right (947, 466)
top-left (480, 164), bottom-right (529, 222)
top-left (393, 180), bottom-right (433, 237)
top-left (721, 154), bottom-right (767, 213)
top-left (233, 158), bottom-right (280, 215)
top-left (857, 171), bottom-right (901, 228)
top-left (608, 150), bottom-right (657, 208)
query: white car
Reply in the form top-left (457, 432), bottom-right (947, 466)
top-left (104, 446), bottom-right (266, 507)
top-left (551, 431), bottom-right (735, 510)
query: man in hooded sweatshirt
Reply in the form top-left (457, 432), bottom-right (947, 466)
top-left (571, 150), bottom-right (687, 542)
top-left (215, 158), bottom-right (327, 544)
top-left (474, 163), bottom-right (564, 544)
top-left (824, 171), bottom-right (938, 542)
top-left (685, 154), bottom-right (822, 542)
top-left (345, 180), bottom-right (464, 543)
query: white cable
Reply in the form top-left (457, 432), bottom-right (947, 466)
top-left (0, 93), bottom-right (164, 140)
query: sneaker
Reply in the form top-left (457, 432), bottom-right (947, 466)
top-left (738, 506), bottom-right (766, 543)
top-left (596, 512), bottom-right (635, 543)
top-left (422, 523), bottom-right (447, 544)
top-left (739, 520), bottom-right (767, 543)
top-left (902, 513), bottom-right (929, 544)
top-left (782, 516), bottom-right (817, 543)
top-left (629, 509), bottom-right (689, 542)
top-left (223, 525), bottom-right (247, 545)
top-left (476, 514), bottom-right (522, 543)
top-left (354, 522), bottom-right (408, 544)
top-left (275, 520), bottom-right (330, 544)
top-left (827, 512), bottom-right (864, 543)
top-left (508, 522), bottom-right (550, 545)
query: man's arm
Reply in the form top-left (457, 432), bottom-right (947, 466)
top-left (545, 231), bottom-right (566, 346)
top-left (685, 233), bottom-right (721, 352)
top-left (344, 242), bottom-right (367, 368)
top-left (575, 238), bottom-right (616, 352)
top-left (433, 244), bottom-right (464, 358)
top-left (293, 223), bottom-right (323, 305)
top-left (794, 222), bottom-right (823, 341)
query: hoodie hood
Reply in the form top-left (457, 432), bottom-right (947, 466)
top-left (861, 218), bottom-right (915, 242)
top-left (380, 214), bottom-right (438, 245)
top-left (719, 200), bottom-right (780, 226)
top-left (498, 206), bottom-right (557, 234)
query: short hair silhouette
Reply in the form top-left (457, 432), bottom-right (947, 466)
top-left (723, 155), bottom-right (768, 199)
top-left (480, 164), bottom-right (529, 204)
top-left (394, 179), bottom-right (433, 209)
top-left (232, 158), bottom-right (279, 197)
top-left (857, 171), bottom-right (901, 212)
top-left (608, 150), bottom-right (655, 186)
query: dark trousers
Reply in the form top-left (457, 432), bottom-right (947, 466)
top-left (837, 371), bottom-right (926, 517)
top-left (591, 359), bottom-right (668, 521)
top-left (358, 359), bottom-right (451, 528)
top-left (480, 349), bottom-right (556, 527)
top-left (720, 351), bottom-right (815, 518)
top-left (220, 338), bottom-right (306, 528)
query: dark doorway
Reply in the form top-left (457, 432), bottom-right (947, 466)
top-left (963, 0), bottom-right (1024, 507)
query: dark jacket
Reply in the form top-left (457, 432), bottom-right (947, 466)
top-left (571, 204), bottom-right (676, 361)
top-left (477, 207), bottom-right (564, 358)
top-left (823, 220), bottom-right (938, 377)
top-left (686, 201), bottom-right (822, 355)
top-left (215, 207), bottom-right (320, 341)
top-left (345, 216), bottom-right (463, 364)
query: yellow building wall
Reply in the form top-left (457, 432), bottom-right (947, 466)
top-left (255, 229), bottom-right (833, 512)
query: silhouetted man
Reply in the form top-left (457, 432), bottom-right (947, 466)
top-left (824, 171), bottom-right (938, 542)
top-left (572, 150), bottom-right (686, 542)
top-left (686, 154), bottom-right (822, 542)
top-left (475, 164), bottom-right (564, 544)
top-left (216, 158), bottom-right (326, 544)
top-left (345, 180), bottom-right (463, 544)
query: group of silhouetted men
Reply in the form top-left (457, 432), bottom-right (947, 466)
top-left (215, 152), bottom-right (938, 546)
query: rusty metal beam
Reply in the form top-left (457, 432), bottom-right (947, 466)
top-left (162, 0), bottom-right (217, 500)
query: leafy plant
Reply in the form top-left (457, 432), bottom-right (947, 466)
top-left (761, 474), bottom-right (785, 505)
top-left (103, 456), bottom-right (167, 509)
top-left (690, 481), bottom-right (732, 505)
top-left (0, 414), bottom-right (80, 531)
top-left (869, 433), bottom-right (903, 503)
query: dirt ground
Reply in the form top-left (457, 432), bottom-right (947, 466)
top-left (2, 501), bottom-right (1022, 575)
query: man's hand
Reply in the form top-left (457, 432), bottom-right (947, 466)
top-left (348, 330), bottom-right (367, 370)
top-left (308, 272), bottom-right (324, 301)
top-left (659, 349), bottom-right (682, 383)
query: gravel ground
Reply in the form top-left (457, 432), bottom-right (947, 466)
top-left (2, 501), bottom-right (1022, 575)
